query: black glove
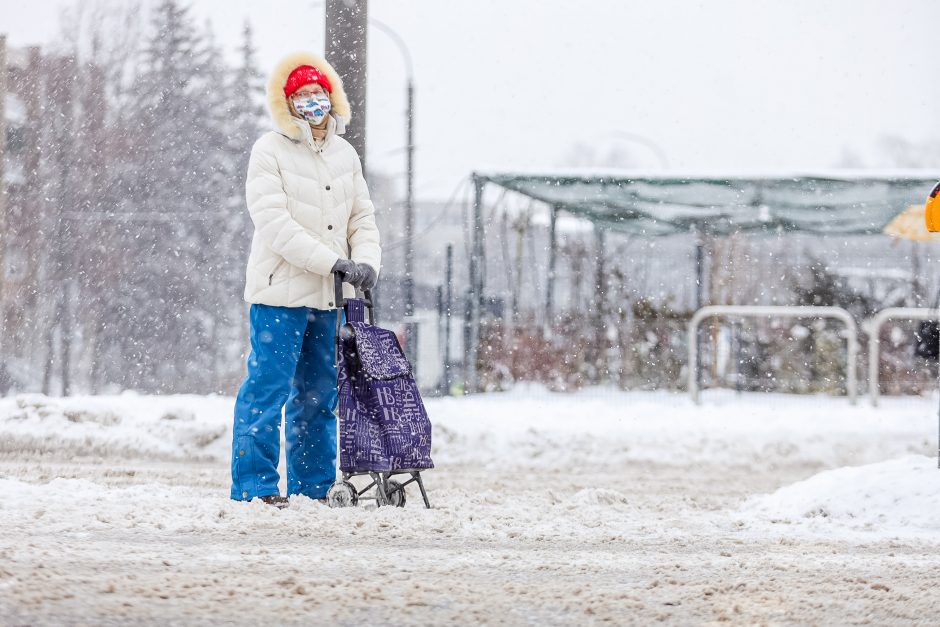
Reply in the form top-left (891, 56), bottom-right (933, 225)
top-left (331, 258), bottom-right (363, 286)
top-left (357, 264), bottom-right (377, 291)
top-left (331, 259), bottom-right (378, 291)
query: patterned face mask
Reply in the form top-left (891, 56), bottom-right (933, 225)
top-left (292, 93), bottom-right (331, 125)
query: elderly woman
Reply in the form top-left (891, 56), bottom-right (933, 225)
top-left (231, 52), bottom-right (381, 507)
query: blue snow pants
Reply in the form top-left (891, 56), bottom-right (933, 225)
top-left (231, 303), bottom-right (345, 501)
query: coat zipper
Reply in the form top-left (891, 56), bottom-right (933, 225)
top-left (268, 259), bottom-right (287, 285)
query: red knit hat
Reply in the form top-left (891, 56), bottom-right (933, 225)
top-left (283, 65), bottom-right (333, 97)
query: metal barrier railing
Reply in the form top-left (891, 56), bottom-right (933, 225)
top-left (688, 305), bottom-right (859, 405)
top-left (866, 307), bottom-right (940, 407)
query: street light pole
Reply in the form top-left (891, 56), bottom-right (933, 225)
top-left (370, 19), bottom-right (417, 369)
top-left (404, 78), bottom-right (416, 369)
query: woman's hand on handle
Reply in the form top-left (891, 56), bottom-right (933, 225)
top-left (331, 259), bottom-right (378, 291)
top-left (331, 258), bottom-right (361, 284)
top-left (357, 264), bottom-right (377, 291)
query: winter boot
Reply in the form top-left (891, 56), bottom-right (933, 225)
top-left (259, 494), bottom-right (290, 509)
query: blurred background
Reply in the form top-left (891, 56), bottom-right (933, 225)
top-left (0, 0), bottom-right (938, 403)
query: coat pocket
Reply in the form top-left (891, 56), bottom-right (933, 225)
top-left (268, 258), bottom-right (288, 286)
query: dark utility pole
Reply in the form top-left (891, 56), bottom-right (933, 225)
top-left (325, 0), bottom-right (368, 177)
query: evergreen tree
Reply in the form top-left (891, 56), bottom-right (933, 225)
top-left (212, 21), bottom-right (265, 383)
top-left (112, 0), bottom-right (231, 391)
top-left (10, 2), bottom-right (275, 394)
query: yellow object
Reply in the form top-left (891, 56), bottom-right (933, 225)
top-left (884, 203), bottom-right (940, 242)
top-left (926, 181), bottom-right (940, 233)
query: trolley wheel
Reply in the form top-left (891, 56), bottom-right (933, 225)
top-left (327, 481), bottom-right (358, 508)
top-left (385, 479), bottom-right (406, 508)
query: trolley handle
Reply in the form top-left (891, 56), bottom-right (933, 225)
top-left (332, 271), bottom-right (374, 318)
top-left (333, 270), bottom-right (375, 365)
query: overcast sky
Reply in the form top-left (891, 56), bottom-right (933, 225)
top-left (2, 0), bottom-right (938, 199)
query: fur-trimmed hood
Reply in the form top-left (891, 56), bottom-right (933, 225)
top-left (266, 51), bottom-right (351, 141)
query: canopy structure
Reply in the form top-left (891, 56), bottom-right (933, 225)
top-left (462, 170), bottom-right (940, 391)
top-left (475, 171), bottom-right (939, 236)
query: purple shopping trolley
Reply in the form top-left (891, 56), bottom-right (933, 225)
top-left (326, 272), bottom-right (434, 509)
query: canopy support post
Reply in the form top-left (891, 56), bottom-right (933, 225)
top-left (466, 174), bottom-right (485, 393)
top-left (594, 223), bottom-right (607, 382)
top-left (545, 204), bottom-right (558, 335)
top-left (694, 227), bottom-right (706, 392)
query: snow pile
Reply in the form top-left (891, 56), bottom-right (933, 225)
top-left (0, 393), bottom-right (231, 461)
top-left (741, 455), bottom-right (940, 538)
top-left (0, 385), bottom-right (934, 470)
top-left (431, 384), bottom-right (934, 470)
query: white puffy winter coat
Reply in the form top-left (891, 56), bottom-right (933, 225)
top-left (243, 52), bottom-right (381, 310)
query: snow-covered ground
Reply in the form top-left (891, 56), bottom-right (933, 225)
top-left (1, 386), bottom-right (939, 625)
